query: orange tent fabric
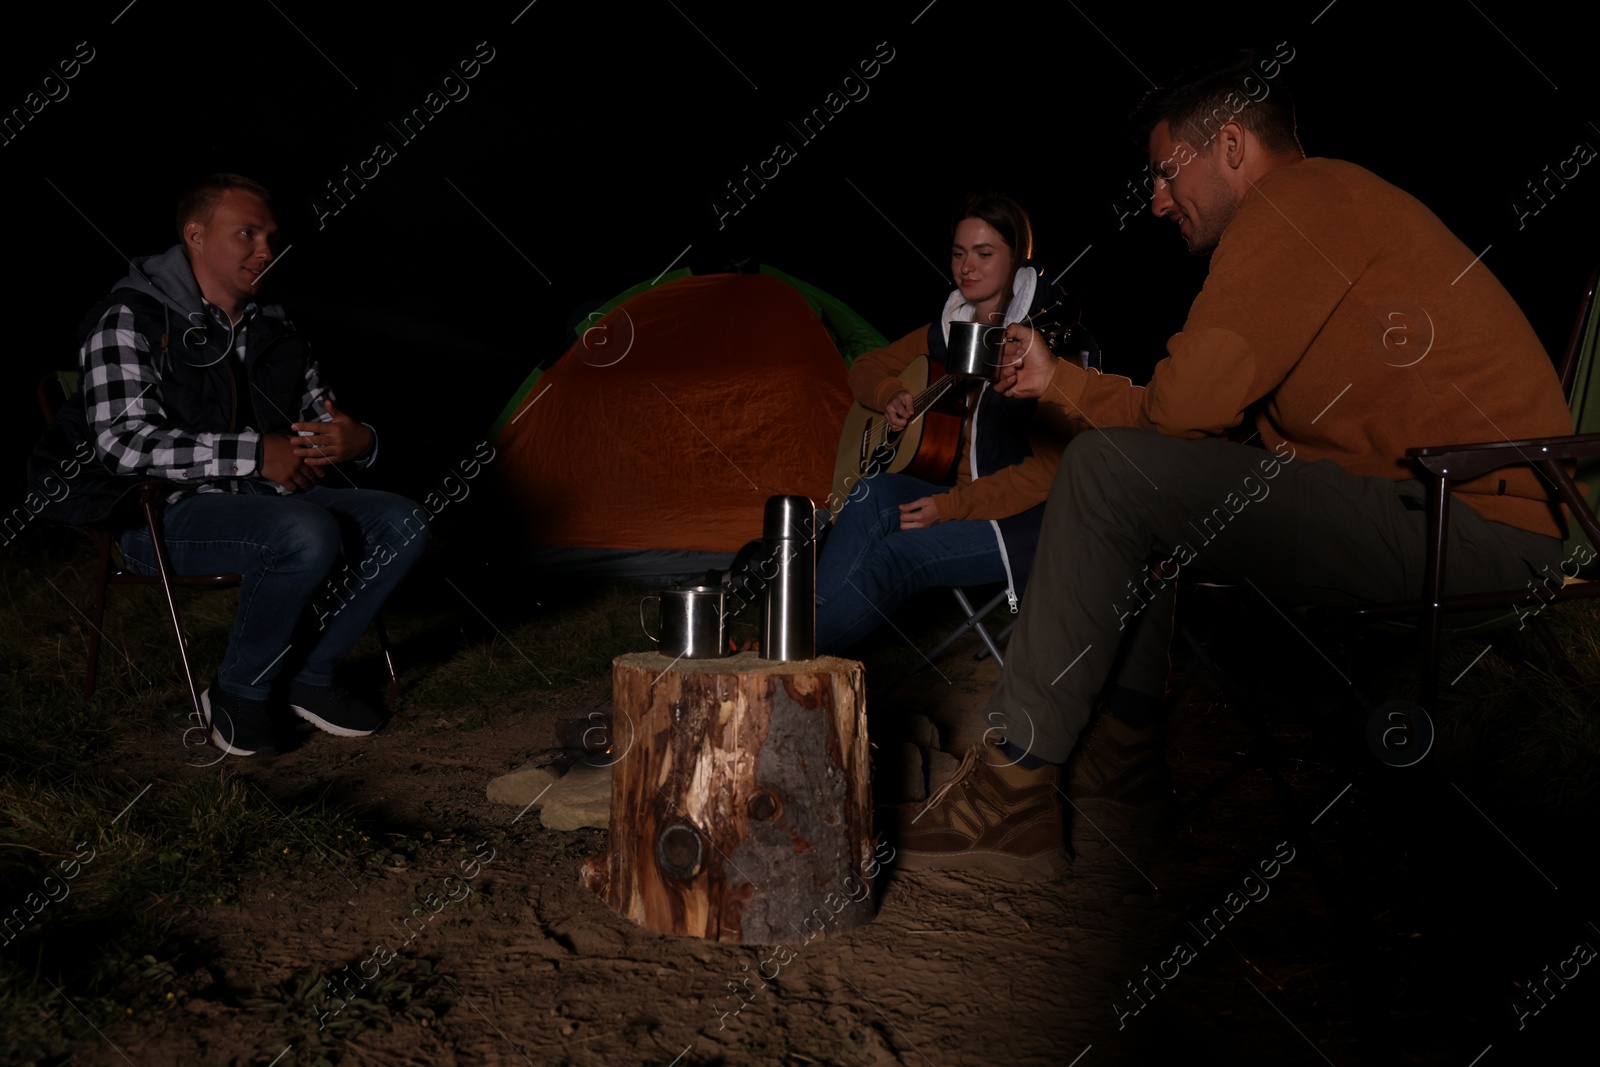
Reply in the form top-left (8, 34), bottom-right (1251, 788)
top-left (491, 273), bottom-right (852, 555)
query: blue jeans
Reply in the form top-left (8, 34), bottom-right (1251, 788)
top-left (815, 473), bottom-right (1006, 654)
top-left (121, 483), bottom-right (428, 700)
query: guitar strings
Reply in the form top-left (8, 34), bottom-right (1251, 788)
top-left (863, 375), bottom-right (959, 455)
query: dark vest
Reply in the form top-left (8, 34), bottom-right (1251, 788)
top-left (28, 291), bottom-right (309, 525)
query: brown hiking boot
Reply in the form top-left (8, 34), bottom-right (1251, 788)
top-left (1064, 713), bottom-right (1172, 808)
top-left (895, 743), bottom-right (1069, 880)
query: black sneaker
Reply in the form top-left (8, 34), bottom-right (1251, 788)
top-left (202, 686), bottom-right (273, 756)
top-left (288, 681), bottom-right (383, 737)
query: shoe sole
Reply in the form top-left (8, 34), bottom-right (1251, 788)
top-left (290, 703), bottom-right (376, 738)
top-left (895, 845), bottom-right (1070, 882)
top-left (200, 689), bottom-right (258, 757)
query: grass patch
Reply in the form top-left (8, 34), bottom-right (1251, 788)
top-left (1432, 600), bottom-right (1600, 812)
top-left (0, 526), bottom-right (675, 1063)
top-left (0, 772), bottom-right (397, 1065)
top-left (389, 581), bottom-right (645, 709)
top-left (0, 533), bottom-right (240, 773)
top-left (238, 957), bottom-right (449, 1067)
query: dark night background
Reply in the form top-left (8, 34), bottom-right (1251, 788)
top-left (2, 0), bottom-right (1593, 497)
top-left (2, 2), bottom-right (1597, 1060)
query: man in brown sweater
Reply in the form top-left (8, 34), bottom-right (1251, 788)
top-left (899, 52), bottom-right (1572, 879)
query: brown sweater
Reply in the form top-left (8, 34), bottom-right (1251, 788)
top-left (849, 326), bottom-right (1079, 524)
top-left (1041, 157), bottom-right (1572, 538)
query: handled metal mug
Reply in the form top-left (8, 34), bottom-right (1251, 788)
top-left (640, 585), bottom-right (729, 658)
top-left (946, 320), bottom-right (1008, 381)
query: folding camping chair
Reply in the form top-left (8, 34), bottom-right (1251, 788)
top-left (37, 371), bottom-right (243, 721)
top-left (1151, 262), bottom-right (1600, 827)
top-left (1315, 262), bottom-right (1600, 713)
top-left (37, 371), bottom-right (400, 723)
top-left (908, 585), bottom-right (1015, 671)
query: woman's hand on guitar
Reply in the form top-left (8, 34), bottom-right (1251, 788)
top-left (996, 325), bottom-right (1058, 399)
top-left (884, 389), bottom-right (916, 431)
top-left (898, 496), bottom-right (943, 529)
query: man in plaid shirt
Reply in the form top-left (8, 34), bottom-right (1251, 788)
top-left (36, 174), bottom-right (427, 756)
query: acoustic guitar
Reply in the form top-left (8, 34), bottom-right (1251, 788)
top-left (828, 297), bottom-right (1084, 518)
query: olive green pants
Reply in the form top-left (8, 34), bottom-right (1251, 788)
top-left (986, 429), bottom-right (1564, 763)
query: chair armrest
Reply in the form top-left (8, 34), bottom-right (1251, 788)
top-left (1407, 431), bottom-right (1600, 555)
top-left (1407, 431), bottom-right (1600, 481)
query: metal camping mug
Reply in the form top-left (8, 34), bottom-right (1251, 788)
top-left (946, 320), bottom-right (1007, 380)
top-left (640, 585), bottom-right (729, 658)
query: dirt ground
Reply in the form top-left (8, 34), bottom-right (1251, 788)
top-left (52, 601), bottom-right (1599, 1067)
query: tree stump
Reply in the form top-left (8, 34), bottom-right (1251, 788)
top-left (581, 651), bottom-right (876, 943)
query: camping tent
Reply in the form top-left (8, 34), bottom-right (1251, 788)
top-left (487, 267), bottom-right (884, 580)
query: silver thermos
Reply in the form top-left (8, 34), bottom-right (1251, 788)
top-left (760, 494), bottom-right (816, 661)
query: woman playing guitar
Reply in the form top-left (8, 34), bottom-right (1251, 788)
top-left (815, 194), bottom-right (1100, 654)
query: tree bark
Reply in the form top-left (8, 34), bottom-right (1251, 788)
top-left (582, 651), bottom-right (877, 943)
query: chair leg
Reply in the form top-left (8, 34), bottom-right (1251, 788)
top-left (976, 636), bottom-right (1004, 668)
top-left (1419, 476), bottom-right (1453, 715)
top-left (375, 616), bottom-right (400, 703)
top-left (956, 588), bottom-right (1007, 667)
top-left (907, 589), bottom-right (1009, 675)
top-left (142, 498), bottom-right (206, 723)
top-left (1175, 619), bottom-right (1255, 709)
top-left (974, 617), bottom-right (1018, 665)
top-left (85, 530), bottom-right (115, 699)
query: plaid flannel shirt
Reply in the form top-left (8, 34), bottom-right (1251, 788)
top-left (81, 298), bottom-right (371, 496)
